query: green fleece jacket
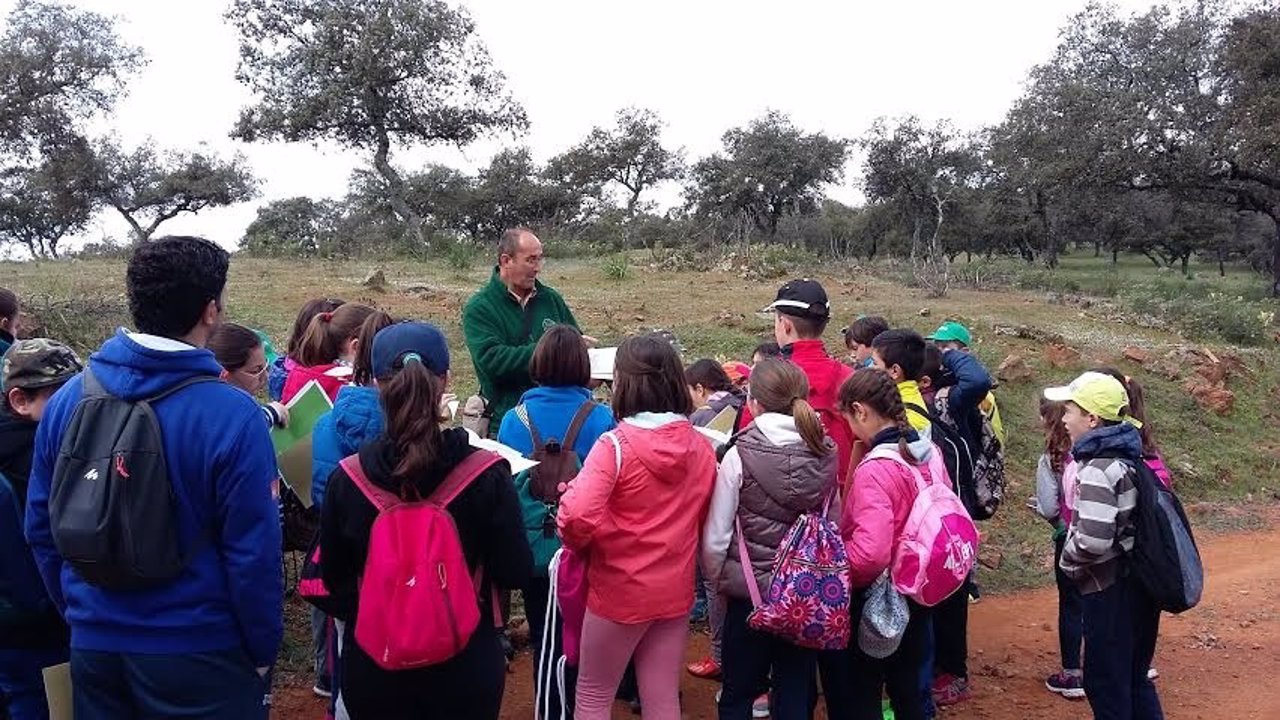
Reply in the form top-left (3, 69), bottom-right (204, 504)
top-left (462, 270), bottom-right (579, 431)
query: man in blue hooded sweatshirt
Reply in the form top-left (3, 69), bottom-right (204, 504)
top-left (24, 236), bottom-right (283, 719)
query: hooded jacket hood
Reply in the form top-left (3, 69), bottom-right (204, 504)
top-left (620, 414), bottom-right (705, 485)
top-left (332, 385), bottom-right (384, 456)
top-left (0, 407), bottom-right (35, 499)
top-left (1072, 423), bottom-right (1142, 463)
top-left (90, 330), bottom-right (222, 401)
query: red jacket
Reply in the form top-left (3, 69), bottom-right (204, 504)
top-left (740, 340), bottom-right (855, 489)
top-left (281, 363), bottom-right (351, 404)
top-left (557, 415), bottom-right (716, 623)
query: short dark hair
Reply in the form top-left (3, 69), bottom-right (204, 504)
top-left (920, 344), bottom-right (944, 385)
top-left (685, 359), bottom-right (734, 393)
top-left (786, 314), bottom-right (828, 339)
top-left (530, 324), bottom-right (590, 388)
top-left (844, 315), bottom-right (889, 347)
top-left (872, 329), bottom-right (927, 381)
top-left (611, 333), bottom-right (694, 420)
top-left (127, 236), bottom-right (229, 339)
top-left (3, 384), bottom-right (60, 416)
top-left (207, 323), bottom-right (261, 372)
top-left (0, 288), bottom-right (17, 320)
top-left (753, 341), bottom-right (781, 360)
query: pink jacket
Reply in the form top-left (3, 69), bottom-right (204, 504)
top-left (557, 415), bottom-right (716, 624)
top-left (840, 440), bottom-right (948, 589)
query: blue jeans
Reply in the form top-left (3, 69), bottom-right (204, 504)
top-left (719, 598), bottom-right (816, 720)
top-left (0, 647), bottom-right (68, 720)
top-left (70, 648), bottom-right (269, 720)
top-left (1081, 573), bottom-right (1164, 720)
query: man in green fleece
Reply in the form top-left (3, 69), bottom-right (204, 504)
top-left (463, 228), bottom-right (584, 435)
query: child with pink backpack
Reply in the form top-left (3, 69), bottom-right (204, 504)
top-left (836, 369), bottom-right (978, 720)
top-left (316, 322), bottom-right (532, 719)
top-left (701, 359), bottom-right (844, 719)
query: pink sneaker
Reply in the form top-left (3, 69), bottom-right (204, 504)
top-left (932, 673), bottom-right (973, 706)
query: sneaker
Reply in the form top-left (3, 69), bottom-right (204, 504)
top-left (312, 676), bottom-right (332, 699)
top-left (752, 693), bottom-right (770, 718)
top-left (1147, 667), bottom-right (1159, 680)
top-left (1045, 671), bottom-right (1086, 699)
top-left (932, 674), bottom-right (972, 706)
top-left (687, 657), bottom-right (723, 680)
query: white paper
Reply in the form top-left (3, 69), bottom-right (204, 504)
top-left (694, 425), bottom-right (730, 448)
top-left (589, 347), bottom-right (618, 381)
top-left (447, 399), bottom-right (460, 419)
top-left (465, 429), bottom-right (540, 474)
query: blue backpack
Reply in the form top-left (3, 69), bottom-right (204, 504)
top-left (513, 401), bottom-right (596, 575)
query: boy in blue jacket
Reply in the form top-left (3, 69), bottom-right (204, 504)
top-left (924, 321), bottom-right (995, 709)
top-left (0, 339), bottom-right (81, 720)
top-left (24, 237), bottom-right (283, 720)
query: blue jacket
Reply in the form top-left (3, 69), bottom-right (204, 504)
top-left (312, 385), bottom-right (384, 508)
top-left (267, 356), bottom-right (289, 402)
top-left (939, 350), bottom-right (993, 448)
top-left (496, 385), bottom-right (615, 463)
top-left (24, 331), bottom-right (283, 667)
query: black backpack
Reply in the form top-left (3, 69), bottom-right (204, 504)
top-left (1127, 460), bottom-right (1203, 614)
top-left (49, 368), bottom-right (218, 590)
top-left (905, 402), bottom-right (985, 519)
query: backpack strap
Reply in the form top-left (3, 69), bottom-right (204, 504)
top-left (338, 455), bottom-right (401, 512)
top-left (561, 400), bottom-right (598, 453)
top-left (515, 404), bottom-right (543, 450)
top-left (428, 450), bottom-right (504, 508)
top-left (863, 445), bottom-right (929, 492)
top-left (735, 517), bottom-right (764, 608)
top-left (79, 366), bottom-right (220, 403)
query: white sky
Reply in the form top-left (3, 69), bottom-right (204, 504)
top-left (5, 0), bottom-right (1159, 251)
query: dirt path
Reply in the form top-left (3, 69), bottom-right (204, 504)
top-left (273, 524), bottom-right (1280, 719)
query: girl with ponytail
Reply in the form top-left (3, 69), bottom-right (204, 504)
top-left (700, 358), bottom-right (837, 718)
top-left (281, 302), bottom-right (377, 403)
top-left (836, 368), bottom-right (951, 720)
top-left (318, 322), bottom-right (532, 720)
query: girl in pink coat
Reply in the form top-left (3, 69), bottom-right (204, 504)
top-left (837, 369), bottom-right (947, 720)
top-left (558, 334), bottom-right (717, 720)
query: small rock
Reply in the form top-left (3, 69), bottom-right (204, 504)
top-left (1184, 378), bottom-right (1235, 415)
top-left (1041, 623), bottom-right (1053, 632)
top-left (918, 307), bottom-right (932, 317)
top-left (1044, 343), bottom-right (1081, 368)
top-left (997, 354), bottom-right (1033, 383)
top-left (362, 269), bottom-right (388, 291)
top-left (1123, 346), bottom-right (1150, 364)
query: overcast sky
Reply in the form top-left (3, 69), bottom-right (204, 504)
top-left (6, 0), bottom-right (1158, 251)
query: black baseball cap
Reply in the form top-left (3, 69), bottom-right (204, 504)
top-left (764, 279), bottom-right (831, 321)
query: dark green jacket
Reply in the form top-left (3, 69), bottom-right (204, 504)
top-left (462, 270), bottom-right (578, 431)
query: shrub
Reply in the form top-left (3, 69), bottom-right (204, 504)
top-left (445, 241), bottom-right (480, 271)
top-left (601, 253), bottom-right (630, 281)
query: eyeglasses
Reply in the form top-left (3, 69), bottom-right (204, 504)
top-left (237, 364), bottom-right (268, 380)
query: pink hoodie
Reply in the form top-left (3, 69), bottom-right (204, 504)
top-left (558, 415), bottom-right (717, 624)
top-left (840, 440), bottom-right (949, 589)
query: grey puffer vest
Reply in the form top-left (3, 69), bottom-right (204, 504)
top-left (717, 424), bottom-right (837, 601)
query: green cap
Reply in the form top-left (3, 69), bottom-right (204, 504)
top-left (1, 338), bottom-right (83, 393)
top-left (928, 321), bottom-right (972, 346)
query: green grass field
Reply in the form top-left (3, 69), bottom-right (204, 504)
top-left (3, 250), bottom-right (1278, 593)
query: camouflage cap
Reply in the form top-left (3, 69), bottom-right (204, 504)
top-left (1, 338), bottom-right (83, 393)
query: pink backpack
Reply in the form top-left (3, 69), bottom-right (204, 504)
top-left (339, 450), bottom-right (502, 670)
top-left (735, 492), bottom-right (853, 651)
top-left (863, 445), bottom-right (978, 607)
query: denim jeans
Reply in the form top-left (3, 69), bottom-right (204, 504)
top-left (1081, 573), bottom-right (1164, 720)
top-left (719, 598), bottom-right (816, 720)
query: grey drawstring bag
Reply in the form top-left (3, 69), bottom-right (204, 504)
top-left (858, 571), bottom-right (910, 659)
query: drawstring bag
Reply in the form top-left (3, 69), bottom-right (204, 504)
top-left (736, 491), bottom-right (852, 651)
top-left (858, 571), bottom-right (909, 658)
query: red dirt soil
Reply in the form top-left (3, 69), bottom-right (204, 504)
top-left (273, 525), bottom-right (1280, 719)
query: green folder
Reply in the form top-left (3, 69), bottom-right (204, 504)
top-left (270, 380), bottom-right (333, 456)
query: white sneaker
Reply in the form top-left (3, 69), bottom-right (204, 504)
top-left (753, 694), bottom-right (770, 718)
top-left (1147, 667), bottom-right (1159, 680)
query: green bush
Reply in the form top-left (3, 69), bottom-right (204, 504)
top-left (445, 241), bottom-right (481, 271)
top-left (601, 253), bottom-right (630, 281)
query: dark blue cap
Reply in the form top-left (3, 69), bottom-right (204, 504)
top-left (371, 321), bottom-right (450, 378)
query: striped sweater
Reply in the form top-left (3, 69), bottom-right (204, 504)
top-left (1059, 424), bottom-right (1143, 594)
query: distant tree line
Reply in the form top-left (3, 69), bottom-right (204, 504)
top-left (1, 0), bottom-right (1277, 296)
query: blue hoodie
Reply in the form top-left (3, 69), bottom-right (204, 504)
top-left (496, 385), bottom-right (615, 462)
top-left (311, 384), bottom-right (384, 507)
top-left (24, 330), bottom-right (283, 667)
